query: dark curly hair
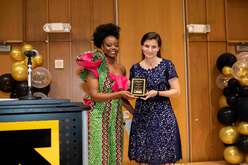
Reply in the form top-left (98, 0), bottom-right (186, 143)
top-left (93, 23), bottom-right (120, 48)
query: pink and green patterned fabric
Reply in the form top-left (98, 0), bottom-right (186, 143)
top-left (77, 51), bottom-right (125, 165)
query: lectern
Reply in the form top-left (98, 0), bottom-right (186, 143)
top-left (0, 99), bottom-right (90, 165)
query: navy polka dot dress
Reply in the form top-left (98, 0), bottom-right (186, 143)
top-left (128, 58), bottom-right (182, 164)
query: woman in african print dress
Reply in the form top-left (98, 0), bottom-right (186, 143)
top-left (77, 23), bottom-right (134, 165)
top-left (128, 32), bottom-right (182, 165)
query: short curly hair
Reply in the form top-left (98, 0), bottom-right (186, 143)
top-left (93, 23), bottom-right (120, 48)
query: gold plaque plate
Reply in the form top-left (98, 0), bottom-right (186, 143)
top-left (131, 78), bottom-right (146, 97)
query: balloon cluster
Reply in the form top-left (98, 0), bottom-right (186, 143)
top-left (0, 44), bottom-right (52, 98)
top-left (216, 52), bottom-right (248, 164)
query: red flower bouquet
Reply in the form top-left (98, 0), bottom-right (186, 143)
top-left (76, 51), bottom-right (102, 79)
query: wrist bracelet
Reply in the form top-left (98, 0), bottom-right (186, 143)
top-left (157, 90), bottom-right (159, 96)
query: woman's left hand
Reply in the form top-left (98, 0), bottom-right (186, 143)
top-left (141, 90), bottom-right (157, 100)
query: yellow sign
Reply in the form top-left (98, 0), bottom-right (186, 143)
top-left (0, 120), bottom-right (60, 165)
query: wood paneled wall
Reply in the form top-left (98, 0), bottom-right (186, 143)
top-left (186, 0), bottom-right (248, 162)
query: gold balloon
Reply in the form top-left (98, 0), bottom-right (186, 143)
top-left (238, 121), bottom-right (248, 135)
top-left (224, 146), bottom-right (244, 164)
top-left (240, 78), bottom-right (248, 86)
top-left (219, 126), bottom-right (239, 144)
top-left (237, 69), bottom-right (245, 77)
top-left (237, 69), bottom-right (248, 79)
top-left (222, 66), bottom-right (233, 77)
top-left (11, 62), bottom-right (28, 81)
top-left (219, 95), bottom-right (228, 108)
top-left (33, 55), bottom-right (43, 66)
top-left (12, 60), bottom-right (25, 67)
top-left (22, 44), bottom-right (33, 54)
top-left (10, 48), bottom-right (25, 61)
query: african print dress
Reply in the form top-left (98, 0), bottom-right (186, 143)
top-left (77, 51), bottom-right (124, 165)
top-left (128, 59), bottom-right (182, 164)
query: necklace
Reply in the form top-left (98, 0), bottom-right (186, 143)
top-left (142, 57), bottom-right (161, 69)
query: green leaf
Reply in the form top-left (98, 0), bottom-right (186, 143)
top-left (80, 70), bottom-right (88, 80)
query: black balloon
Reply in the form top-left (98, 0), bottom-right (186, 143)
top-left (0, 73), bottom-right (16, 93)
top-left (14, 81), bottom-right (28, 98)
top-left (33, 85), bottom-right (50, 95)
top-left (10, 89), bottom-right (18, 98)
top-left (237, 97), bottom-right (248, 122)
top-left (216, 53), bottom-right (237, 72)
top-left (226, 78), bottom-right (240, 96)
top-left (226, 95), bottom-right (239, 107)
top-left (238, 86), bottom-right (248, 97)
top-left (236, 135), bottom-right (248, 153)
top-left (228, 78), bottom-right (240, 89)
top-left (223, 87), bottom-right (238, 97)
top-left (217, 107), bottom-right (238, 125)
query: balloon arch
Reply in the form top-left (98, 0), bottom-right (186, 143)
top-left (216, 52), bottom-right (248, 164)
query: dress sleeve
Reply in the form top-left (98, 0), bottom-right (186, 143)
top-left (167, 60), bottom-right (178, 80)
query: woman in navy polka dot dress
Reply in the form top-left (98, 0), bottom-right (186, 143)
top-left (128, 32), bottom-right (182, 165)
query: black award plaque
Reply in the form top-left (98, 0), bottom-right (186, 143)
top-left (131, 78), bottom-right (146, 97)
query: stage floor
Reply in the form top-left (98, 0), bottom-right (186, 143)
top-left (125, 161), bottom-right (231, 165)
top-left (176, 161), bottom-right (227, 165)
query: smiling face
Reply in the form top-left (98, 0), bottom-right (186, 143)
top-left (142, 39), bottom-right (160, 59)
top-left (101, 35), bottom-right (119, 59)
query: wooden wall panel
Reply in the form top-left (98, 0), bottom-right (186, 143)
top-left (207, 0), bottom-right (226, 41)
top-left (0, 0), bottom-right (23, 41)
top-left (187, 41), bottom-right (233, 161)
top-left (71, 0), bottom-right (92, 101)
top-left (226, 0), bottom-right (248, 41)
top-left (117, 1), bottom-right (142, 69)
top-left (0, 51), bottom-right (13, 98)
top-left (48, 0), bottom-right (71, 42)
top-left (48, 42), bottom-right (71, 99)
top-left (71, 0), bottom-right (92, 42)
top-left (119, 0), bottom-right (188, 163)
top-left (92, 0), bottom-right (115, 29)
top-left (208, 42), bottom-right (227, 160)
top-left (188, 42), bottom-right (211, 161)
top-left (186, 0), bottom-right (207, 41)
top-left (48, 0), bottom-right (70, 22)
top-left (187, 0), bottom-right (206, 24)
top-left (227, 44), bottom-right (236, 54)
top-left (46, 0), bottom-right (71, 99)
top-left (25, 0), bottom-right (47, 41)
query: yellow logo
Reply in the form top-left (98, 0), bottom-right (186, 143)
top-left (0, 120), bottom-right (59, 165)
